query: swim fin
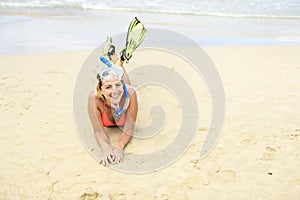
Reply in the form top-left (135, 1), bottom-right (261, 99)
top-left (101, 36), bottom-right (116, 61)
top-left (121, 17), bottom-right (147, 61)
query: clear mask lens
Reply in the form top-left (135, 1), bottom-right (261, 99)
top-left (98, 66), bottom-right (124, 80)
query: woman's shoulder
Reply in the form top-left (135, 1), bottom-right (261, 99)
top-left (89, 90), bottom-right (105, 111)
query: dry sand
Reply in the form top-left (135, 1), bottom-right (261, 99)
top-left (0, 46), bottom-right (299, 199)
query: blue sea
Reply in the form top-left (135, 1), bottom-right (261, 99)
top-left (0, 0), bottom-right (300, 54)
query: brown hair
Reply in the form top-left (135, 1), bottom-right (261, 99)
top-left (95, 80), bottom-right (105, 100)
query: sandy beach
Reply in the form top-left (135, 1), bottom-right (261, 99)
top-left (0, 45), bottom-right (299, 199)
top-left (1, 0), bottom-right (300, 198)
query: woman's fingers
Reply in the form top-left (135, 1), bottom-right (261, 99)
top-left (112, 147), bottom-right (123, 164)
top-left (99, 146), bottom-right (115, 166)
top-left (100, 157), bottom-right (107, 166)
top-left (112, 151), bottom-right (116, 162)
top-left (99, 147), bottom-right (124, 166)
top-left (114, 153), bottom-right (120, 164)
top-left (115, 155), bottom-right (121, 164)
top-left (107, 153), bottom-right (114, 163)
top-left (99, 154), bottom-right (113, 166)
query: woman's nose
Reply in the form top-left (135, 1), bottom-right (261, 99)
top-left (111, 85), bottom-right (118, 93)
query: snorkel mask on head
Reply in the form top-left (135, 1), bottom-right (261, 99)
top-left (98, 65), bottom-right (124, 81)
top-left (97, 56), bottom-right (124, 81)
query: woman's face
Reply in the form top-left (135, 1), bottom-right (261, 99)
top-left (101, 77), bottom-right (124, 105)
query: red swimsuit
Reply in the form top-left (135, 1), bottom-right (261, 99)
top-left (101, 104), bottom-right (126, 127)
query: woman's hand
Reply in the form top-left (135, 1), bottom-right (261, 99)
top-left (112, 146), bottom-right (124, 164)
top-left (99, 145), bottom-right (114, 166)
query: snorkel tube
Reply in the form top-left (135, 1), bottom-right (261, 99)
top-left (100, 56), bottom-right (112, 67)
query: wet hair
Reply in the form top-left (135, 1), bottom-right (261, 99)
top-left (95, 80), bottom-right (104, 100)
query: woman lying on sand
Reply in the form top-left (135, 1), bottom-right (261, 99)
top-left (88, 18), bottom-right (146, 166)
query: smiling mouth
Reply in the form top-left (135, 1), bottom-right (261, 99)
top-left (111, 94), bottom-right (120, 98)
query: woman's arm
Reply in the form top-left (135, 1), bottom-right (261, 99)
top-left (87, 91), bottom-right (113, 166)
top-left (88, 91), bottom-right (109, 147)
top-left (117, 89), bottom-right (138, 149)
top-left (112, 90), bottom-right (138, 164)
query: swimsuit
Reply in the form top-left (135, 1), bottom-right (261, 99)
top-left (100, 83), bottom-right (130, 127)
top-left (101, 104), bottom-right (126, 127)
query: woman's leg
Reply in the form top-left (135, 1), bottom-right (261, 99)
top-left (103, 37), bottom-right (130, 85)
top-left (114, 58), bottom-right (131, 85)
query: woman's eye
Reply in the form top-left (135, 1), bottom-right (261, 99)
top-left (116, 83), bottom-right (122, 87)
top-left (105, 86), bottom-right (111, 90)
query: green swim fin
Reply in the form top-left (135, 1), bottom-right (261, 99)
top-left (121, 17), bottom-right (147, 61)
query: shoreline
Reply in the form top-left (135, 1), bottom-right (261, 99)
top-left (1, 9), bottom-right (300, 55)
top-left (2, 6), bottom-right (300, 20)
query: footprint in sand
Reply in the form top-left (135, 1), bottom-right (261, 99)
top-left (289, 129), bottom-right (300, 141)
top-left (80, 189), bottom-right (101, 200)
top-left (263, 152), bottom-right (275, 160)
top-left (240, 138), bottom-right (257, 145)
top-left (262, 146), bottom-right (277, 161)
top-left (265, 146), bottom-right (277, 153)
top-left (109, 192), bottom-right (126, 200)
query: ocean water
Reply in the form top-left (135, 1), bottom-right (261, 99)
top-left (0, 0), bottom-right (300, 54)
top-left (1, 0), bottom-right (300, 18)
